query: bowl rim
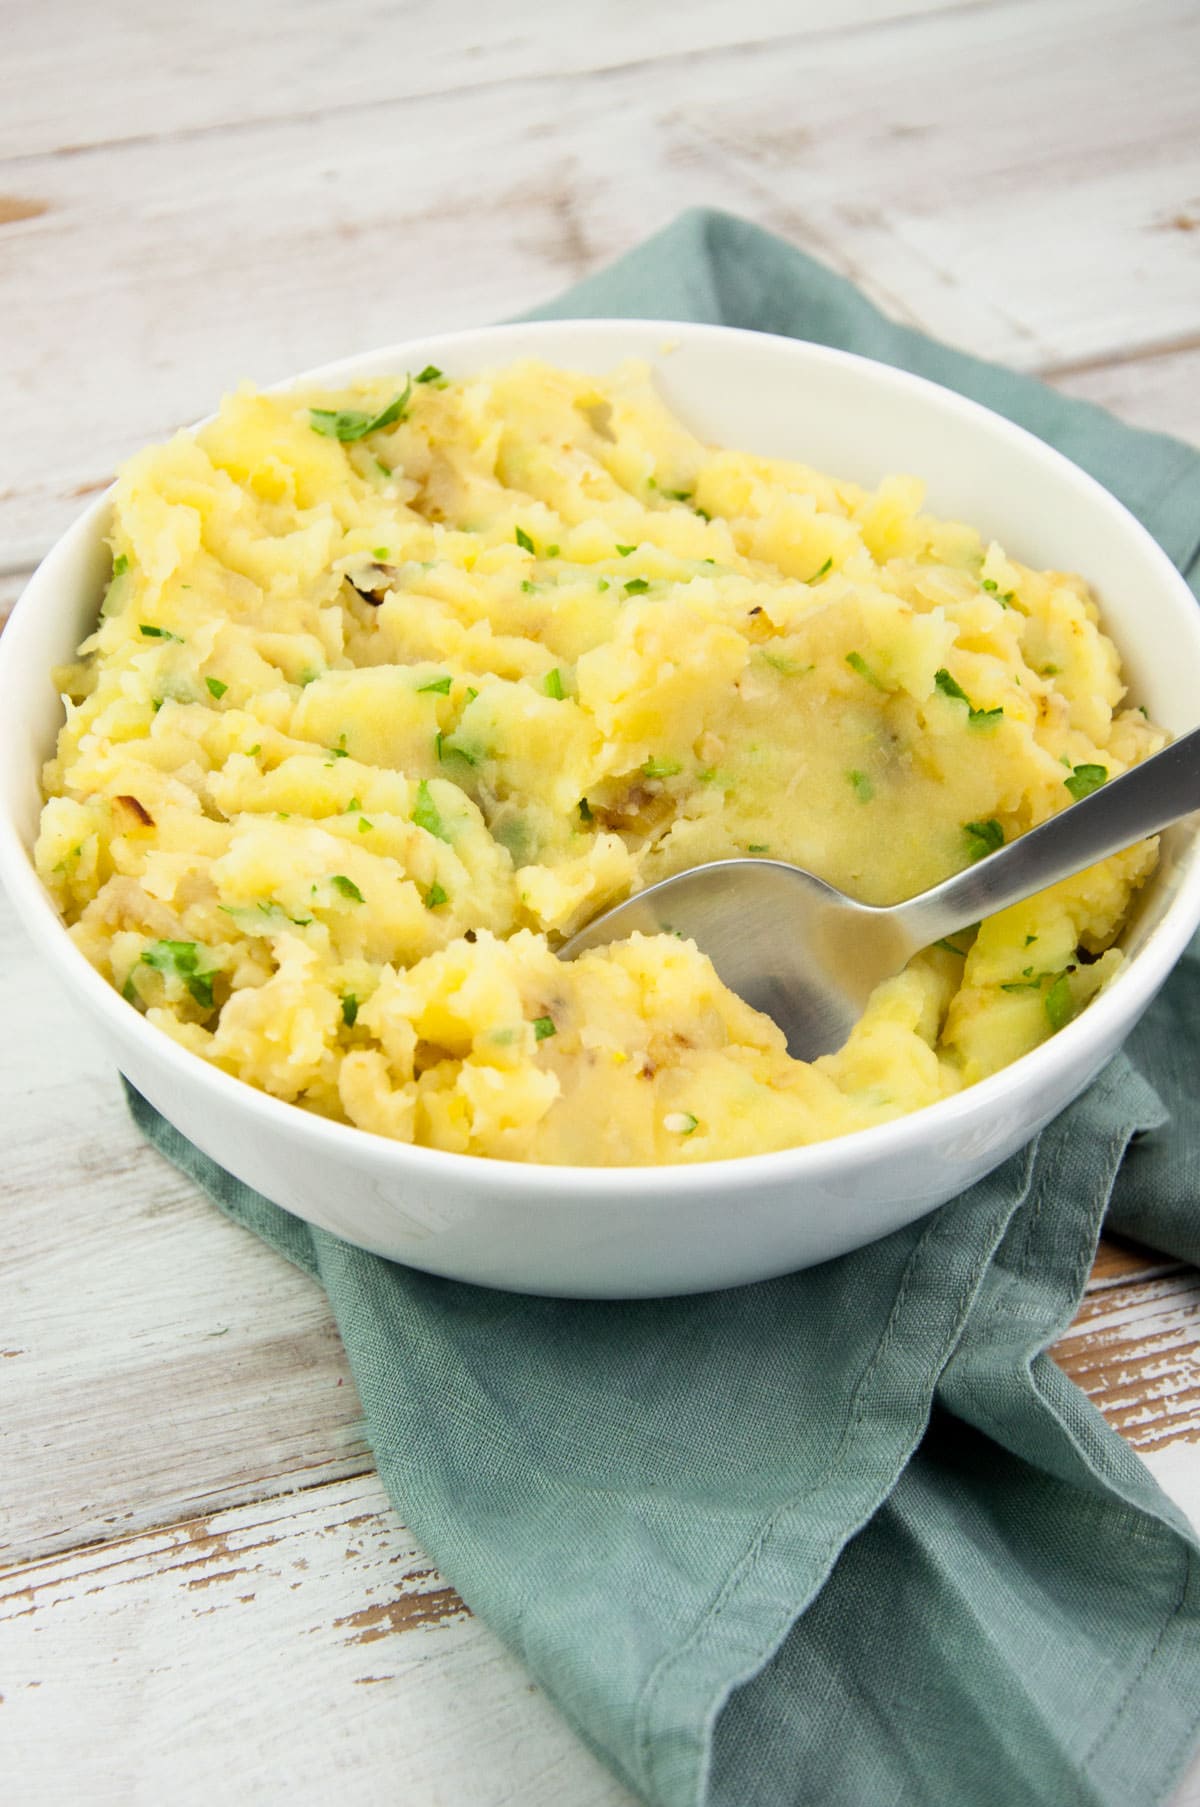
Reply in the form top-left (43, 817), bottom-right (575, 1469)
top-left (2, 314), bottom-right (1198, 1198)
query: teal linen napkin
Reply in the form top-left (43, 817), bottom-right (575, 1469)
top-left (126, 211), bottom-right (1200, 1806)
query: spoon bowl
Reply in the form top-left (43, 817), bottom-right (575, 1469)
top-left (563, 726), bottom-right (1200, 1060)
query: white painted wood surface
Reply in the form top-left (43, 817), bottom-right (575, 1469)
top-left (2, 2), bottom-right (1199, 1801)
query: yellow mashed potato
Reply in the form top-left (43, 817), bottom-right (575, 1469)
top-left (37, 360), bottom-right (1164, 1164)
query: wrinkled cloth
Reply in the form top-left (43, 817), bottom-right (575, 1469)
top-left (127, 211), bottom-right (1200, 1807)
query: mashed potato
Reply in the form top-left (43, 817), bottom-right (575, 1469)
top-left (36, 360), bottom-right (1164, 1164)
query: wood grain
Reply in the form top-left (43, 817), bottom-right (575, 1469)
top-left (0, 1473), bottom-right (636, 1807)
top-left (2, 0), bottom-right (1198, 564)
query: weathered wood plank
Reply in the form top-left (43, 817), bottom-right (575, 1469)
top-left (1053, 1271), bottom-right (1200, 1454)
top-left (0, 0), bottom-right (963, 161)
top-left (1, 0), bottom-right (1198, 564)
top-left (0, 1473), bottom-right (636, 1807)
top-left (1050, 343), bottom-right (1200, 451)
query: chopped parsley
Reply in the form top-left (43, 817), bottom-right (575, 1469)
top-left (543, 668), bottom-right (565, 700)
top-left (341, 994), bottom-right (359, 1027)
top-left (643, 756), bottom-right (682, 780)
top-left (1064, 763), bottom-right (1107, 801)
top-left (425, 881), bottom-right (449, 909)
top-left (848, 770), bottom-right (874, 803)
top-left (413, 779), bottom-right (451, 842)
top-left (138, 624), bottom-right (183, 642)
top-left (845, 650), bottom-right (886, 690)
top-left (934, 667), bottom-right (1003, 727)
top-left (139, 939), bottom-right (216, 1010)
top-left (515, 525), bottom-right (536, 553)
top-left (963, 818), bottom-right (1005, 861)
top-left (532, 1015), bottom-right (557, 1040)
top-left (624, 577), bottom-right (650, 595)
top-left (330, 874), bottom-right (364, 903)
top-left (309, 380), bottom-right (412, 441)
top-left (417, 674), bottom-right (452, 694)
top-left (205, 676), bottom-right (228, 699)
top-left (415, 365), bottom-right (443, 384)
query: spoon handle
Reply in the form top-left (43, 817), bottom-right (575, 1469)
top-left (893, 725), bottom-right (1200, 950)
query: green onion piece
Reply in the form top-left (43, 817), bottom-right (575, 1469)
top-left (415, 365), bottom-right (443, 384)
top-left (425, 881), bottom-right (448, 909)
top-left (1000, 979), bottom-right (1043, 993)
top-left (544, 668), bottom-right (565, 700)
top-left (1044, 973), bottom-right (1076, 1032)
top-left (357, 817), bottom-right (372, 833)
top-left (545, 544), bottom-right (560, 558)
top-left (963, 818), bottom-right (1005, 861)
top-left (597, 578), bottom-right (610, 592)
top-left (309, 380), bottom-right (412, 441)
top-left (327, 737), bottom-right (349, 758)
top-left (845, 650), bottom-right (886, 690)
top-left (969, 706), bottom-right (1004, 728)
top-left (372, 546), bottom-right (389, 559)
top-left (981, 577), bottom-right (999, 593)
top-left (347, 797), bottom-right (362, 811)
top-left (747, 843), bottom-right (769, 853)
top-left (578, 797), bottom-right (592, 822)
top-left (933, 938), bottom-right (967, 957)
top-left (413, 779), bottom-right (451, 842)
top-left (112, 554), bottom-right (130, 577)
top-left (1065, 763), bottom-right (1107, 801)
top-left (665, 1112), bottom-right (698, 1135)
top-left (515, 526), bottom-right (535, 553)
top-left (624, 577), bottom-right (650, 595)
top-left (521, 580), bottom-right (537, 594)
top-left (616, 544), bottom-right (636, 557)
top-left (643, 757), bottom-right (682, 779)
top-left (330, 874), bottom-right (364, 903)
top-left (807, 556), bottom-right (833, 582)
top-left (417, 674), bottom-right (452, 694)
top-left (342, 994), bottom-right (359, 1027)
top-left (532, 1015), bottom-right (556, 1040)
top-left (205, 676), bottom-right (228, 699)
top-left (138, 624), bottom-right (183, 642)
top-left (848, 770), bottom-right (874, 803)
top-left (934, 668), bottom-right (970, 704)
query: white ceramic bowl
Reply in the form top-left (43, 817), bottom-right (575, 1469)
top-left (3, 321), bottom-right (1199, 1297)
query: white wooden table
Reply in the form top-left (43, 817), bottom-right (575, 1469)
top-left (3, 4), bottom-right (1200, 1800)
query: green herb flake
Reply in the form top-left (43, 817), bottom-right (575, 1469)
top-left (1001, 979), bottom-right (1043, 994)
top-left (981, 577), bottom-right (999, 593)
top-left (848, 769), bottom-right (875, 803)
top-left (417, 674), bottom-right (453, 694)
top-left (112, 554), bottom-right (130, 577)
top-left (356, 816), bottom-right (373, 833)
top-left (521, 579), bottom-right (537, 594)
top-left (327, 736), bottom-right (350, 758)
top-left (330, 874), bottom-right (365, 903)
top-left (665, 1111), bottom-right (699, 1135)
top-left (597, 578), bottom-right (610, 592)
top-left (578, 797), bottom-right (593, 822)
top-left (309, 380), bottom-right (412, 441)
top-left (969, 706), bottom-right (1004, 729)
top-left (515, 525), bottom-right (536, 553)
top-left (1065, 763), bottom-right (1107, 802)
top-left (624, 577), bottom-right (650, 595)
top-left (415, 365), bottom-right (443, 384)
top-left (545, 544), bottom-right (560, 559)
top-left (1044, 973), bottom-right (1076, 1033)
top-left (341, 994), bottom-right (359, 1027)
top-left (616, 544), bottom-right (636, 557)
top-left (1025, 934), bottom-right (1038, 946)
top-left (139, 939), bottom-right (216, 1010)
top-left (205, 676), bottom-right (228, 699)
top-left (664, 489), bottom-right (692, 502)
top-left (845, 650), bottom-right (886, 690)
top-left (372, 546), bottom-right (389, 560)
top-left (935, 668), bottom-right (970, 705)
top-left (532, 1015), bottom-right (557, 1041)
top-left (467, 686), bottom-right (479, 701)
top-left (425, 881), bottom-right (449, 909)
top-left (122, 974), bottom-right (138, 1004)
top-left (933, 938), bottom-right (967, 957)
top-left (543, 668), bottom-right (565, 700)
top-left (347, 797), bottom-right (362, 812)
top-left (807, 556), bottom-right (834, 582)
top-left (747, 843), bottom-right (770, 854)
top-left (963, 818), bottom-right (1005, 861)
top-left (643, 756), bottom-right (683, 780)
top-left (413, 779), bottom-right (451, 842)
top-left (1001, 591), bottom-right (1017, 607)
top-left (695, 510), bottom-right (712, 524)
top-left (138, 624), bottom-right (183, 642)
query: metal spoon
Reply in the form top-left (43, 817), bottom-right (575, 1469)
top-left (561, 726), bottom-right (1200, 1060)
